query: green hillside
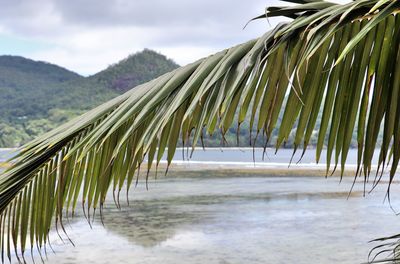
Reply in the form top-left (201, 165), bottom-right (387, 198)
top-left (92, 49), bottom-right (178, 93)
top-left (0, 51), bottom-right (366, 149)
top-left (0, 50), bottom-right (179, 147)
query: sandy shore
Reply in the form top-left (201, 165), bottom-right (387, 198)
top-left (152, 160), bottom-right (369, 177)
top-left (0, 162), bottom-right (10, 169)
top-left (0, 160), bottom-right (363, 177)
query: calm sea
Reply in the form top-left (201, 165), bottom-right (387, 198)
top-left (0, 148), bottom-right (398, 264)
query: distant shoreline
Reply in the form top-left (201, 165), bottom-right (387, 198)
top-left (155, 160), bottom-right (370, 177)
top-left (0, 148), bottom-right (18, 151)
top-left (0, 148), bottom-right (380, 177)
top-left (0, 147), bottom-right (366, 151)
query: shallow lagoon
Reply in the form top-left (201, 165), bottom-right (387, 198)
top-left (40, 172), bottom-right (400, 264)
top-left (1, 148), bottom-right (399, 263)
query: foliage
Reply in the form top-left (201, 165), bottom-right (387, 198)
top-left (0, 53), bottom-right (360, 148)
top-left (92, 49), bottom-right (179, 93)
top-left (0, 50), bottom-right (179, 147)
top-left (1, 0), bottom-right (400, 263)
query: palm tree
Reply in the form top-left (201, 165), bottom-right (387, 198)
top-left (1, 0), bottom-right (400, 262)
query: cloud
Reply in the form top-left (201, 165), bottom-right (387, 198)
top-left (0, 0), bottom-right (349, 75)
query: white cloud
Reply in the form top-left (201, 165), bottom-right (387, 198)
top-left (0, 0), bottom-right (351, 75)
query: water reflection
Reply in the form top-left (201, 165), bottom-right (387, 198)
top-left (101, 189), bottom-right (362, 248)
top-left (102, 198), bottom-right (208, 247)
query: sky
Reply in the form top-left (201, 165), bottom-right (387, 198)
top-left (0, 0), bottom-right (348, 76)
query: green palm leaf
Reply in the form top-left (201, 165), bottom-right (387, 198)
top-left (1, 0), bottom-right (400, 262)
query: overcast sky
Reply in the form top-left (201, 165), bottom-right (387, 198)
top-left (0, 0), bottom-right (348, 75)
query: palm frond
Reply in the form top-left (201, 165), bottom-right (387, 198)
top-left (1, 0), bottom-right (400, 262)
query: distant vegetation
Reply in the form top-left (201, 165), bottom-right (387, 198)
top-left (92, 49), bottom-right (179, 93)
top-left (0, 50), bottom-right (178, 147)
top-left (0, 50), bottom-right (370, 149)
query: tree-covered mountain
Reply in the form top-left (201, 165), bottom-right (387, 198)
top-left (92, 49), bottom-right (178, 93)
top-left (0, 50), bottom-right (366, 149)
top-left (0, 50), bottom-right (179, 147)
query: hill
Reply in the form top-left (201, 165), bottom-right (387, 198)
top-left (92, 49), bottom-right (178, 93)
top-left (0, 52), bottom-right (364, 149)
top-left (0, 50), bottom-right (179, 147)
top-left (0, 55), bottom-right (81, 82)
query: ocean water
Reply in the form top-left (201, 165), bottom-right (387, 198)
top-left (38, 173), bottom-right (400, 264)
top-left (0, 147), bottom-right (380, 165)
top-left (1, 148), bottom-right (399, 263)
top-left (0, 148), bottom-right (16, 162)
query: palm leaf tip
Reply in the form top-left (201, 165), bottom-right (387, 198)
top-left (2, 0), bottom-right (400, 262)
